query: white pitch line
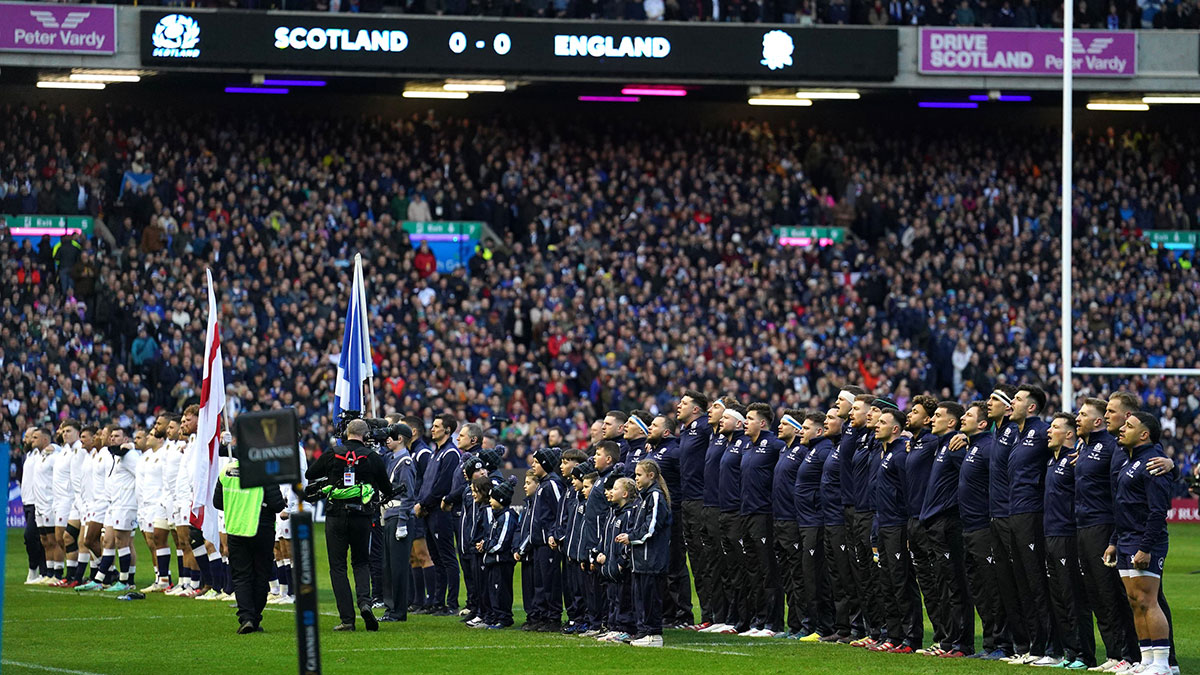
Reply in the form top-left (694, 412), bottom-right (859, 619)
top-left (1, 660), bottom-right (107, 675)
top-left (663, 645), bottom-right (752, 656)
top-left (8, 615), bottom-right (193, 623)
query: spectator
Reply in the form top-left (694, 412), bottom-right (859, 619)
top-left (867, 0), bottom-right (888, 23)
top-left (407, 193), bottom-right (432, 222)
top-left (413, 241), bottom-right (438, 278)
top-left (952, 0), bottom-right (975, 24)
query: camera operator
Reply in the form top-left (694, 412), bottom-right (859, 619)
top-left (305, 418), bottom-right (393, 632)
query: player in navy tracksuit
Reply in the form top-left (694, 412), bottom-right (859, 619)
top-left (1074, 397), bottom-right (1140, 668)
top-left (580, 441), bottom-right (623, 635)
top-left (1108, 412), bottom-right (1173, 675)
top-left (479, 479), bottom-right (517, 629)
top-left (902, 395), bottom-right (945, 649)
top-left (515, 471), bottom-right (538, 629)
top-left (1005, 385), bottom-right (1054, 662)
top-left (740, 402), bottom-right (784, 634)
top-left (716, 403), bottom-right (752, 634)
top-left (601, 411), bottom-right (632, 467)
top-left (919, 400), bottom-right (973, 657)
top-left (621, 459), bottom-right (672, 647)
top-left (956, 402), bottom-right (1007, 660)
top-left (871, 408), bottom-right (922, 653)
top-left (793, 410), bottom-right (835, 640)
top-left (849, 397), bottom-right (893, 646)
top-left (623, 411), bottom-right (652, 474)
top-left (416, 414), bottom-right (461, 614)
top-left (985, 384), bottom-right (1029, 658)
top-left (555, 460), bottom-right (589, 633)
top-left (819, 408), bottom-right (856, 642)
top-left (403, 415), bottom-right (435, 611)
top-left (674, 390), bottom-right (712, 629)
top-left (597, 474), bottom-right (638, 641)
top-left (1043, 413), bottom-right (1095, 669)
top-left (839, 394), bottom-right (872, 642)
top-left (699, 397), bottom-right (731, 631)
top-left (645, 415), bottom-right (690, 627)
top-left (772, 409), bottom-right (807, 637)
top-left (524, 448), bottom-right (565, 631)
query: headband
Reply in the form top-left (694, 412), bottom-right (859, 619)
top-left (722, 409), bottom-right (747, 425)
top-left (838, 390), bottom-right (856, 405)
top-left (990, 390), bottom-right (1013, 406)
top-left (781, 414), bottom-right (803, 431)
top-left (629, 415), bottom-right (650, 435)
top-left (871, 398), bottom-right (899, 411)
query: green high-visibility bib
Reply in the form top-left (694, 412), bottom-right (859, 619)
top-left (218, 461), bottom-right (264, 537)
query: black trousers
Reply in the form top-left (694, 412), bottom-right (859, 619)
top-left (585, 567), bottom-right (607, 627)
top-left (461, 546), bottom-right (479, 613)
top-left (719, 511), bottom-right (750, 630)
top-left (824, 522), bottom-right (857, 637)
top-left (908, 517), bottom-right (945, 647)
top-left (1077, 524), bottom-right (1138, 662)
top-left (607, 574), bottom-right (635, 633)
top-left (1159, 576), bottom-right (1178, 667)
top-left (742, 513), bottom-right (780, 630)
top-left (877, 524), bottom-right (923, 646)
top-left (849, 509), bottom-right (884, 639)
top-left (23, 505), bottom-right (45, 574)
top-left (925, 510), bottom-right (974, 653)
top-left (563, 558), bottom-right (587, 623)
top-left (633, 572), bottom-right (665, 636)
top-left (701, 505), bottom-right (729, 624)
top-left (991, 517), bottom-right (1029, 654)
top-left (531, 545), bottom-right (562, 624)
top-left (382, 516), bottom-right (413, 620)
top-left (368, 517), bottom-right (384, 603)
top-left (484, 562), bottom-right (515, 626)
top-left (325, 513), bottom-right (373, 624)
top-left (681, 500), bottom-right (709, 623)
top-left (426, 510), bottom-right (459, 608)
top-left (964, 527), bottom-right (1006, 654)
top-left (664, 510), bottom-right (693, 624)
top-left (1045, 535), bottom-right (1096, 665)
top-left (521, 558), bottom-right (534, 623)
top-left (774, 520), bottom-right (803, 633)
top-left (798, 525), bottom-right (834, 637)
top-left (228, 526), bottom-right (274, 628)
top-left (1009, 511), bottom-right (1054, 656)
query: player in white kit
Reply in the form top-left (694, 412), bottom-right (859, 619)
top-left (50, 420), bottom-right (84, 587)
top-left (27, 428), bottom-right (63, 582)
top-left (100, 425), bottom-right (141, 593)
top-left (67, 424), bottom-right (99, 586)
top-left (159, 413), bottom-right (186, 590)
top-left (138, 416), bottom-right (173, 592)
top-left (78, 426), bottom-right (116, 590)
top-left (170, 405), bottom-right (209, 597)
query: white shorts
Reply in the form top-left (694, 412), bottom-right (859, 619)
top-left (55, 501), bottom-right (72, 526)
top-left (34, 508), bottom-right (54, 528)
top-left (175, 505), bottom-right (192, 529)
top-left (276, 517), bottom-right (291, 540)
top-left (216, 509), bottom-right (226, 535)
top-left (87, 500), bottom-right (111, 525)
top-left (106, 507), bottom-right (138, 531)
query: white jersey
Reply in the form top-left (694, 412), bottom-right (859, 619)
top-left (28, 447), bottom-right (59, 511)
top-left (107, 447), bottom-right (141, 508)
top-left (137, 445), bottom-right (165, 511)
top-left (92, 447), bottom-right (113, 506)
top-left (174, 433), bottom-right (197, 508)
top-left (78, 449), bottom-right (96, 508)
top-left (51, 443), bottom-right (75, 512)
top-left (160, 439), bottom-right (183, 510)
top-left (70, 441), bottom-right (87, 504)
top-left (21, 450), bottom-right (42, 509)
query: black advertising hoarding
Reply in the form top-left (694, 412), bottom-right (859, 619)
top-left (140, 10), bottom-right (897, 81)
top-left (233, 408), bottom-right (301, 489)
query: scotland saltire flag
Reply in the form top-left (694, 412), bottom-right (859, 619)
top-left (333, 253), bottom-right (374, 415)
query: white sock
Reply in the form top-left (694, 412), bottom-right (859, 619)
top-left (28, 568), bottom-right (37, 580)
top-left (1140, 647), bottom-right (1150, 665)
top-left (270, 579), bottom-right (280, 594)
top-left (1153, 647), bottom-right (1169, 667)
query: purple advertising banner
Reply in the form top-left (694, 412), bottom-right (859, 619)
top-left (0, 1), bottom-right (116, 54)
top-left (919, 28), bottom-right (1136, 77)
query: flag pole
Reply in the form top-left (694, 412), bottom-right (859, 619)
top-left (355, 253), bottom-right (377, 418)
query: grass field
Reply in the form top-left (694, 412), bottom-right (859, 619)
top-left (3, 524), bottom-right (1198, 675)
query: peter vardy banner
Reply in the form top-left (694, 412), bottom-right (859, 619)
top-left (140, 10), bottom-right (898, 81)
top-left (0, 1), bottom-right (116, 54)
top-left (919, 28), bottom-right (1135, 77)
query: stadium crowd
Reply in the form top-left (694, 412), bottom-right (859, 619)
top-left (42, 0), bottom-right (1200, 28)
top-left (2, 102), bottom-right (1199, 479)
